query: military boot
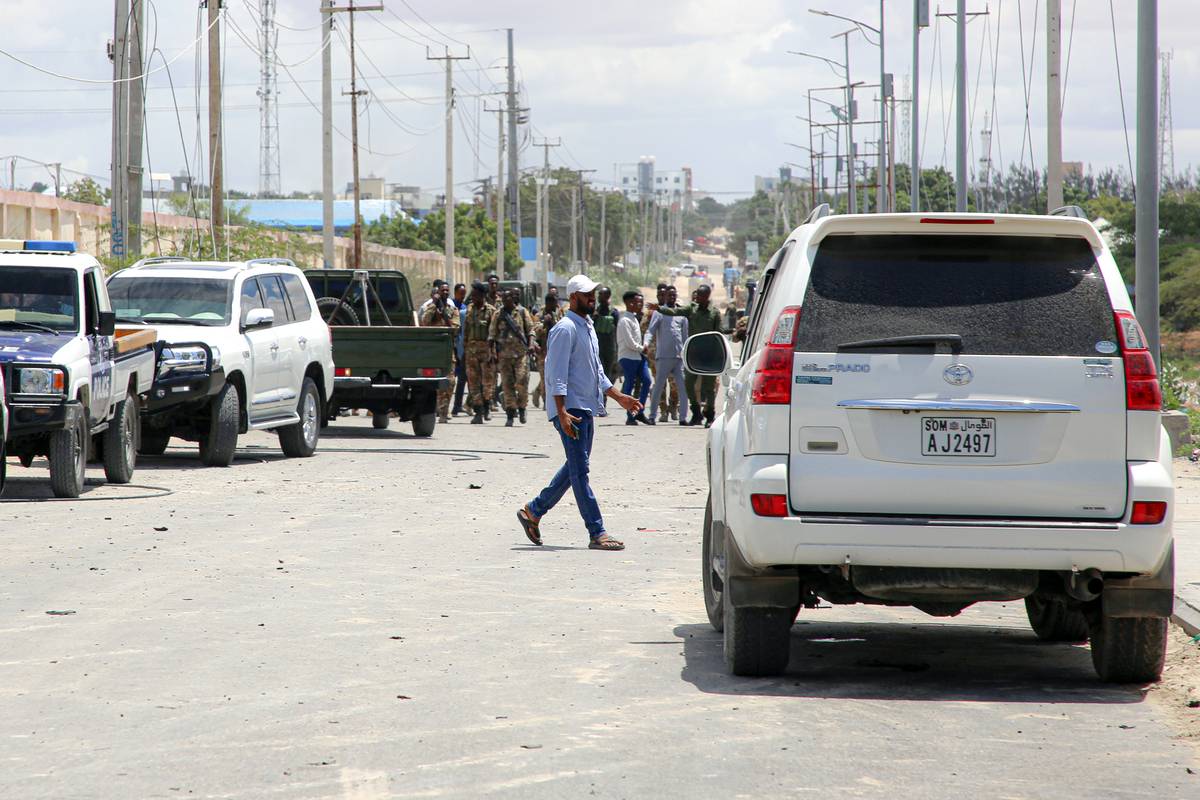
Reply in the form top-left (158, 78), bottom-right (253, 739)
top-left (687, 403), bottom-right (703, 426)
top-left (483, 403), bottom-right (491, 421)
top-left (471, 406), bottom-right (484, 424)
top-left (505, 409), bottom-right (516, 427)
top-left (518, 408), bottom-right (526, 424)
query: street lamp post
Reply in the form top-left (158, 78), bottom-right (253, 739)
top-left (790, 48), bottom-right (856, 213)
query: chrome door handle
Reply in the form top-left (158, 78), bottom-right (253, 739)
top-left (298, 337), bottom-right (307, 347)
top-left (270, 343), bottom-right (279, 352)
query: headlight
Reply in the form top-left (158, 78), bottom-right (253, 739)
top-left (208, 345), bottom-right (221, 370)
top-left (16, 367), bottom-right (65, 395)
top-left (158, 345), bottom-right (208, 378)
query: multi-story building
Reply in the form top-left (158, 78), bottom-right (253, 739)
top-left (615, 158), bottom-right (693, 210)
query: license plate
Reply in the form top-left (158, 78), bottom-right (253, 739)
top-left (921, 416), bottom-right (996, 457)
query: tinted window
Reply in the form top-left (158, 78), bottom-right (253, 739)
top-left (83, 271), bottom-right (100, 333)
top-left (108, 277), bottom-right (233, 326)
top-left (0, 266), bottom-right (78, 331)
top-left (260, 275), bottom-right (292, 323)
top-left (240, 278), bottom-right (264, 326)
top-left (280, 273), bottom-right (313, 321)
top-left (795, 235), bottom-right (1116, 357)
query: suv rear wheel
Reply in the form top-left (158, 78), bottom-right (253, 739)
top-left (199, 383), bottom-right (239, 467)
top-left (1024, 596), bottom-right (1089, 642)
top-left (702, 496), bottom-right (725, 631)
top-left (1089, 614), bottom-right (1167, 683)
top-left (279, 378), bottom-right (320, 458)
top-left (102, 393), bottom-right (138, 484)
top-left (139, 427), bottom-right (170, 456)
top-left (411, 412), bottom-right (436, 437)
top-left (724, 602), bottom-right (793, 677)
top-left (372, 411), bottom-right (389, 430)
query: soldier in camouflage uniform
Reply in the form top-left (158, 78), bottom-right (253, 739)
top-left (463, 282), bottom-right (497, 424)
top-left (419, 281), bottom-right (460, 423)
top-left (532, 293), bottom-right (562, 409)
top-left (489, 289), bottom-right (537, 426)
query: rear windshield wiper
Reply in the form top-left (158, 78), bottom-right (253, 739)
top-left (0, 319), bottom-right (60, 335)
top-left (837, 333), bottom-right (963, 353)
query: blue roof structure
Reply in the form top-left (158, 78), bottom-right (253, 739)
top-left (519, 237), bottom-right (538, 262)
top-left (239, 199), bottom-right (407, 230)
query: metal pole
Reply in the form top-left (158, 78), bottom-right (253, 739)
top-left (442, 55), bottom-right (454, 286)
top-left (110, 0), bottom-right (129, 260)
top-left (208, 0), bottom-right (224, 250)
top-left (955, 0), bottom-right (968, 211)
top-left (348, 2), bottom-right (363, 269)
top-left (844, 34), bottom-right (856, 214)
top-left (1046, 0), bottom-right (1064, 211)
top-left (599, 189), bottom-right (607, 267)
top-left (912, 0), bottom-right (923, 211)
top-left (877, 0), bottom-right (886, 212)
top-left (570, 184), bottom-right (578, 267)
top-left (495, 108), bottom-right (504, 278)
top-left (889, 96), bottom-right (898, 211)
top-left (535, 172), bottom-right (543, 280)
top-left (127, 0), bottom-right (145, 256)
top-left (506, 29), bottom-right (520, 236)
top-left (1136, 0), bottom-right (1160, 367)
top-left (321, 0), bottom-right (334, 267)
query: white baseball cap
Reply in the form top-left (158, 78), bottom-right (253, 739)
top-left (565, 274), bottom-right (599, 296)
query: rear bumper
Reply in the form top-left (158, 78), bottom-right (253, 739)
top-left (724, 455), bottom-right (1174, 577)
top-left (331, 376), bottom-right (448, 406)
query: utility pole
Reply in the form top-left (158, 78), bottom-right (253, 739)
top-left (570, 185), bottom-right (579, 268)
top-left (110, 0), bottom-right (130, 260)
top-left (1046, 0), bottom-right (1064, 211)
top-left (912, 0), bottom-right (928, 212)
top-left (505, 29), bottom-right (521, 236)
top-left (257, 0), bottom-right (281, 197)
top-left (485, 104), bottom-right (505, 277)
top-left (836, 31), bottom-right (857, 215)
top-left (320, 0), bottom-right (334, 267)
top-left (1136, 0), bottom-right (1159, 367)
top-left (954, 0), bottom-right (967, 211)
top-left (877, 0), bottom-right (886, 212)
top-left (599, 189), bottom-right (607, 267)
top-left (533, 138), bottom-right (560, 286)
top-left (428, 47), bottom-right (471, 287)
top-left (208, 0), bottom-right (224, 251)
top-left (127, 0), bottom-right (145, 257)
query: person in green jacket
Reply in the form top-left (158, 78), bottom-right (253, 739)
top-left (592, 286), bottom-right (621, 385)
top-left (651, 283), bottom-right (724, 427)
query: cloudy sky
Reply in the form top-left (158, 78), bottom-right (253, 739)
top-left (0, 0), bottom-right (1196, 199)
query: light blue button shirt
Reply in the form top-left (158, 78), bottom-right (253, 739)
top-left (543, 309), bottom-right (613, 419)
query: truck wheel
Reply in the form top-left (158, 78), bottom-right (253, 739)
top-left (372, 411), bottom-right (390, 430)
top-left (1089, 614), bottom-right (1167, 683)
top-left (139, 427), bottom-right (171, 456)
top-left (411, 412), bottom-right (436, 438)
top-left (724, 602), bottom-right (793, 677)
top-left (1024, 596), bottom-right (1089, 642)
top-left (316, 297), bottom-right (359, 326)
top-left (49, 412), bottom-right (88, 499)
top-left (199, 383), bottom-right (240, 467)
top-left (102, 393), bottom-right (138, 484)
top-left (279, 378), bottom-right (320, 458)
top-left (702, 496), bottom-right (725, 632)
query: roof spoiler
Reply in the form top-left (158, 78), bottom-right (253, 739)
top-left (804, 203), bottom-right (833, 225)
top-left (1050, 205), bottom-right (1088, 219)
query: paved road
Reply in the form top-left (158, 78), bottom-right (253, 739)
top-left (1, 413), bottom-right (1197, 798)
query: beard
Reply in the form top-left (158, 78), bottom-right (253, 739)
top-left (572, 296), bottom-right (596, 315)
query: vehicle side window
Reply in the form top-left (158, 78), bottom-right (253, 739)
top-left (742, 242), bottom-right (791, 359)
top-left (260, 275), bottom-right (293, 323)
top-left (83, 270), bottom-right (100, 334)
top-left (240, 278), bottom-right (265, 326)
top-left (280, 273), bottom-right (313, 322)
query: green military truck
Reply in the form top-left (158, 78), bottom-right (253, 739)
top-left (304, 269), bottom-right (453, 437)
top-left (499, 280), bottom-right (542, 310)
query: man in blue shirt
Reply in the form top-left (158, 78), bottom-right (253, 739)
top-left (517, 274), bottom-right (642, 551)
top-left (450, 283), bottom-right (469, 416)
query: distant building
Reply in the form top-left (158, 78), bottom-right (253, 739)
top-left (615, 158), bottom-right (693, 208)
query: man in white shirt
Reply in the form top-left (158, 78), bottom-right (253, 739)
top-left (616, 290), bottom-right (653, 425)
top-left (417, 279), bottom-right (447, 320)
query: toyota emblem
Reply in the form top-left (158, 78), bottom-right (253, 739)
top-left (943, 364), bottom-right (973, 386)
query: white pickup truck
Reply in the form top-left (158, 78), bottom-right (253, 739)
top-left (0, 242), bottom-right (156, 497)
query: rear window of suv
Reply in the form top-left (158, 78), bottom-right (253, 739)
top-left (795, 234), bottom-right (1117, 357)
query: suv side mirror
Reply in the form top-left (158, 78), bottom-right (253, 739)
top-left (243, 307), bottom-right (275, 330)
top-left (97, 310), bottom-right (116, 337)
top-left (684, 331), bottom-right (732, 376)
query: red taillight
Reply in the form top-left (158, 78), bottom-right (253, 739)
top-left (419, 368), bottom-right (439, 378)
top-left (750, 493), bottom-right (788, 517)
top-left (1130, 501), bottom-right (1167, 525)
top-left (335, 367), bottom-right (351, 377)
top-left (751, 306), bottom-right (801, 405)
top-left (1113, 311), bottom-right (1162, 411)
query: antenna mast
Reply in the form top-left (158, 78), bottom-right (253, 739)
top-left (257, 0), bottom-right (281, 196)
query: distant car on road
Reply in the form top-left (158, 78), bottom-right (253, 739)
top-left (686, 206), bottom-right (1174, 684)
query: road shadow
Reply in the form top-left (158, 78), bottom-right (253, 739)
top-left (510, 544), bottom-right (588, 552)
top-left (321, 425), bottom-right (422, 441)
top-left (675, 617), bottom-right (1146, 704)
top-left (0, 476), bottom-right (172, 502)
top-left (129, 449), bottom-right (284, 471)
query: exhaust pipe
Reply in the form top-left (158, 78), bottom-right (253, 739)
top-left (1065, 568), bottom-right (1104, 602)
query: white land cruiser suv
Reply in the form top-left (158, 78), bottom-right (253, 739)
top-left (107, 257), bottom-right (334, 465)
top-left (685, 206), bottom-right (1174, 684)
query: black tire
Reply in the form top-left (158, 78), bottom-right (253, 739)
top-left (1025, 596), bottom-right (1089, 642)
top-left (1089, 614), bottom-right (1167, 683)
top-left (724, 602), bottom-right (793, 677)
top-left (18, 452), bottom-right (34, 468)
top-left (702, 496), bottom-right (725, 632)
top-left (316, 297), bottom-right (359, 326)
top-left (139, 427), bottom-right (171, 456)
top-left (372, 411), bottom-right (390, 430)
top-left (411, 412), bottom-right (436, 438)
top-left (49, 411), bottom-right (87, 499)
top-left (199, 383), bottom-right (240, 467)
top-left (102, 394), bottom-right (138, 484)
top-left (279, 378), bottom-right (321, 458)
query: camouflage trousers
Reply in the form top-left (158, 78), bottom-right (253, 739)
top-left (498, 353), bottom-right (530, 410)
top-left (436, 359), bottom-right (457, 420)
top-left (464, 341), bottom-right (494, 407)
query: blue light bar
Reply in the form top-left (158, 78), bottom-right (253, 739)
top-left (23, 240), bottom-right (77, 252)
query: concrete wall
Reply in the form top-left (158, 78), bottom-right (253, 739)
top-left (0, 189), bottom-right (471, 292)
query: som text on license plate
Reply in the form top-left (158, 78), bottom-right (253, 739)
top-left (921, 416), bottom-right (996, 457)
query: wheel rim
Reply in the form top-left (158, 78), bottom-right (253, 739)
top-left (706, 520), bottom-right (724, 609)
top-left (73, 418), bottom-right (86, 486)
top-left (123, 404), bottom-right (136, 466)
top-left (301, 392), bottom-right (318, 445)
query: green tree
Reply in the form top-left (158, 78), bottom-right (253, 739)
top-left (62, 177), bottom-right (109, 206)
top-left (366, 206), bottom-right (522, 276)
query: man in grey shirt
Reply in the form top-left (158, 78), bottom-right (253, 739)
top-left (644, 286), bottom-right (690, 426)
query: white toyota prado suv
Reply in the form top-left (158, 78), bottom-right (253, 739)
top-left (685, 207), bottom-right (1174, 683)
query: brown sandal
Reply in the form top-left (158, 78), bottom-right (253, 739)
top-left (517, 506), bottom-right (542, 546)
top-left (588, 534), bottom-right (625, 551)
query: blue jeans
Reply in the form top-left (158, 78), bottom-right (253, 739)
top-left (619, 357), bottom-right (651, 421)
top-left (528, 410), bottom-right (604, 538)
